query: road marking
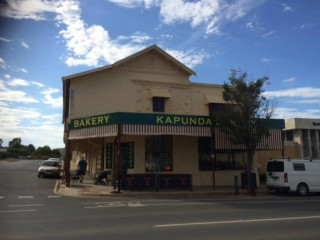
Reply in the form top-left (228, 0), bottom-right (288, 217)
top-left (18, 196), bottom-right (34, 199)
top-left (9, 204), bottom-right (44, 207)
top-left (47, 195), bottom-right (62, 198)
top-left (84, 201), bottom-right (211, 209)
top-left (0, 196), bottom-right (4, 199)
top-left (0, 209), bottom-right (39, 214)
top-left (155, 215), bottom-right (320, 228)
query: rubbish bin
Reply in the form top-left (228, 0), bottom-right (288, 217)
top-left (241, 172), bottom-right (256, 189)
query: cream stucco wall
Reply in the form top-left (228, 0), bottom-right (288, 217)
top-left (64, 47), bottom-right (263, 187)
top-left (67, 50), bottom-right (226, 120)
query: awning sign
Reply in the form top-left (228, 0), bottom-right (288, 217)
top-left (69, 112), bottom-right (215, 129)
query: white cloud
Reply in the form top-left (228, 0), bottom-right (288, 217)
top-left (0, 57), bottom-right (8, 69)
top-left (8, 78), bottom-right (30, 87)
top-left (4, 74), bottom-right (11, 79)
top-left (0, 37), bottom-right (11, 42)
top-left (167, 48), bottom-right (209, 68)
top-left (288, 99), bottom-right (320, 104)
top-left (0, 105), bottom-right (64, 148)
top-left (54, 0), bottom-right (206, 68)
top-left (0, 0), bottom-right (57, 20)
top-left (31, 81), bottom-right (44, 87)
top-left (282, 3), bottom-right (293, 12)
top-left (107, 0), bottom-right (159, 8)
top-left (0, 79), bottom-right (38, 104)
top-left (18, 67), bottom-right (28, 73)
top-left (273, 108), bottom-right (320, 119)
top-left (107, 0), bottom-right (266, 36)
top-left (263, 30), bottom-right (275, 37)
top-left (160, 0), bottom-right (219, 28)
top-left (40, 88), bottom-right (63, 108)
top-left (283, 78), bottom-right (296, 83)
top-left (265, 87), bottom-right (320, 99)
top-left (130, 32), bottom-right (153, 43)
top-left (21, 41), bottom-right (30, 49)
top-left (261, 58), bottom-right (272, 62)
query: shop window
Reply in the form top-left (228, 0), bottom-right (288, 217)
top-left (120, 142), bottom-right (134, 170)
top-left (198, 137), bottom-right (245, 171)
top-left (199, 137), bottom-right (212, 170)
top-left (145, 136), bottom-right (173, 172)
top-left (105, 142), bottom-right (134, 170)
top-left (153, 97), bottom-right (165, 112)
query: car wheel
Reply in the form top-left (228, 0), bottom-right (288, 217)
top-left (38, 173), bottom-right (44, 178)
top-left (297, 183), bottom-right (308, 196)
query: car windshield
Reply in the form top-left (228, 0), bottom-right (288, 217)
top-left (48, 158), bottom-right (60, 162)
top-left (42, 161), bottom-right (60, 167)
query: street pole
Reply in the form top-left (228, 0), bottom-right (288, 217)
top-left (211, 126), bottom-right (216, 190)
top-left (117, 124), bottom-right (122, 193)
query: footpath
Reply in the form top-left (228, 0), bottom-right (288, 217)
top-left (54, 174), bottom-right (268, 198)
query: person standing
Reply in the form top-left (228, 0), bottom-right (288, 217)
top-left (77, 157), bottom-right (87, 183)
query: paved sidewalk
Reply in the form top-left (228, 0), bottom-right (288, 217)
top-left (54, 174), bottom-right (268, 198)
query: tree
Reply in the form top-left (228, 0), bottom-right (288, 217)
top-left (9, 138), bottom-right (22, 149)
top-left (27, 144), bottom-right (36, 155)
top-left (51, 149), bottom-right (61, 158)
top-left (0, 138), bottom-right (3, 148)
top-left (217, 70), bottom-right (275, 194)
top-left (34, 145), bottom-right (52, 157)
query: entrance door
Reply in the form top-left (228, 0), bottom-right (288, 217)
top-left (120, 146), bottom-right (129, 175)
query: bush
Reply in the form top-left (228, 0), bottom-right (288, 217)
top-left (0, 152), bottom-right (8, 159)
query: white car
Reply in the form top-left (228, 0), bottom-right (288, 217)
top-left (38, 160), bottom-right (61, 178)
top-left (267, 158), bottom-right (320, 196)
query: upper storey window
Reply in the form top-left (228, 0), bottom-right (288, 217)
top-left (150, 88), bottom-right (171, 113)
top-left (209, 103), bottom-right (226, 116)
top-left (153, 97), bottom-right (165, 112)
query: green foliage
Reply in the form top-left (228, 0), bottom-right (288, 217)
top-left (27, 144), bottom-right (36, 154)
top-left (9, 138), bottom-right (22, 149)
top-left (4, 138), bottom-right (62, 159)
top-left (0, 138), bottom-right (3, 148)
top-left (217, 70), bottom-right (274, 149)
top-left (34, 145), bottom-right (52, 156)
top-left (217, 70), bottom-right (275, 194)
top-left (51, 149), bottom-right (62, 158)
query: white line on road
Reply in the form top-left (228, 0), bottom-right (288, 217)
top-left (47, 195), bottom-right (62, 198)
top-left (18, 196), bottom-right (34, 199)
top-left (155, 215), bottom-right (320, 228)
top-left (0, 196), bottom-right (4, 199)
top-left (0, 209), bottom-right (39, 214)
top-left (9, 204), bottom-right (44, 207)
top-left (84, 201), bottom-right (212, 209)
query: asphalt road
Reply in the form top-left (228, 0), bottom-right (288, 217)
top-left (1, 159), bottom-right (320, 240)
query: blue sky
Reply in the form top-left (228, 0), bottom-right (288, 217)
top-left (0, 0), bottom-right (320, 149)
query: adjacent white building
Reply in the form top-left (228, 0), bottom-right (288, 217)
top-left (284, 118), bottom-right (320, 160)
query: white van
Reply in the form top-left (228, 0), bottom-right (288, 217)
top-left (266, 158), bottom-right (320, 196)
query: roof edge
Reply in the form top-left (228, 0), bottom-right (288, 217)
top-left (62, 44), bottom-right (196, 80)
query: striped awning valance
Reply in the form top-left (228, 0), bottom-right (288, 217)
top-left (68, 124), bottom-right (283, 150)
top-left (69, 124), bottom-right (118, 140)
top-left (122, 124), bottom-right (211, 136)
top-left (215, 128), bottom-right (283, 150)
top-left (69, 124), bottom-right (211, 139)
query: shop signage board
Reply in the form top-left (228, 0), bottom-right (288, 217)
top-left (69, 112), bottom-right (284, 130)
top-left (70, 112), bottom-right (216, 129)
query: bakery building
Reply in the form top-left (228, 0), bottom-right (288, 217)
top-left (62, 45), bottom-right (284, 190)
